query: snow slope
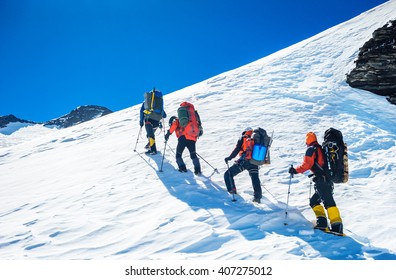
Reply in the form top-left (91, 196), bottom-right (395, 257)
top-left (0, 1), bottom-right (395, 261)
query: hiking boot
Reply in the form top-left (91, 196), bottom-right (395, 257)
top-left (145, 150), bottom-right (157, 155)
top-left (314, 216), bottom-right (329, 231)
top-left (252, 197), bottom-right (261, 204)
top-left (330, 222), bottom-right (343, 234)
top-left (178, 166), bottom-right (187, 173)
top-left (194, 171), bottom-right (202, 175)
top-left (228, 187), bottom-right (237, 195)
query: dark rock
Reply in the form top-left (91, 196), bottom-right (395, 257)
top-left (44, 105), bottom-right (113, 128)
top-left (346, 20), bottom-right (396, 105)
top-left (0, 114), bottom-right (36, 128)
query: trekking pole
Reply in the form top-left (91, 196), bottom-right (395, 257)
top-left (284, 164), bottom-right (293, 225)
top-left (133, 126), bottom-right (143, 152)
top-left (226, 161), bottom-right (237, 202)
top-left (159, 118), bottom-right (167, 172)
top-left (308, 174), bottom-right (314, 202)
top-left (162, 118), bottom-right (166, 138)
top-left (166, 142), bottom-right (176, 156)
top-left (261, 183), bottom-right (279, 203)
top-left (196, 152), bottom-right (219, 174)
top-left (159, 140), bottom-right (167, 172)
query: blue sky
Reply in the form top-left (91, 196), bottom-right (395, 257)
top-left (0, 0), bottom-right (389, 122)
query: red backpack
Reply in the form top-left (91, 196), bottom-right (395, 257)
top-left (177, 102), bottom-right (201, 140)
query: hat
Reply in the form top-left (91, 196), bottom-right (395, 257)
top-left (305, 132), bottom-right (317, 145)
top-left (169, 116), bottom-right (177, 126)
top-left (243, 127), bottom-right (254, 137)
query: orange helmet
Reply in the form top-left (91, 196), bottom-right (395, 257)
top-left (305, 132), bottom-right (317, 145)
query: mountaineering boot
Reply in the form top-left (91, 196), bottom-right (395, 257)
top-left (194, 166), bottom-right (202, 175)
top-left (145, 150), bottom-right (157, 155)
top-left (252, 197), bottom-right (261, 204)
top-left (192, 157), bottom-right (201, 176)
top-left (312, 205), bottom-right (329, 231)
top-left (151, 144), bottom-right (157, 155)
top-left (228, 187), bottom-right (237, 195)
top-left (327, 206), bottom-right (343, 234)
top-left (145, 137), bottom-right (157, 155)
top-left (178, 165), bottom-right (187, 173)
top-left (145, 142), bottom-right (157, 155)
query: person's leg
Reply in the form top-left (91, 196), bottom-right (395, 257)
top-left (144, 120), bottom-right (158, 154)
top-left (246, 163), bottom-right (262, 202)
top-left (224, 164), bottom-right (243, 193)
top-left (176, 136), bottom-right (187, 172)
top-left (186, 140), bottom-right (201, 174)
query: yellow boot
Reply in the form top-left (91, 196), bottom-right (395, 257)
top-left (145, 137), bottom-right (157, 155)
top-left (312, 205), bottom-right (329, 231)
top-left (327, 206), bottom-right (344, 234)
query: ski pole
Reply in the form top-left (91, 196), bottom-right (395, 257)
top-left (196, 152), bottom-right (219, 174)
top-left (226, 161), bottom-right (237, 202)
top-left (159, 139), bottom-right (167, 172)
top-left (166, 142), bottom-right (176, 156)
top-left (284, 164), bottom-right (293, 225)
top-left (133, 126), bottom-right (143, 152)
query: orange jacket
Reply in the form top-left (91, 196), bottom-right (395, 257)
top-left (296, 142), bottom-right (325, 174)
top-left (228, 132), bottom-right (254, 160)
top-left (239, 136), bottom-right (254, 160)
top-left (169, 118), bottom-right (198, 141)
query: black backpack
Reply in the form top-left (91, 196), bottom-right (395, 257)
top-left (322, 128), bottom-right (349, 183)
top-left (250, 128), bottom-right (272, 166)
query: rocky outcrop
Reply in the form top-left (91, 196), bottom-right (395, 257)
top-left (44, 105), bottom-right (113, 128)
top-left (346, 20), bottom-right (396, 105)
top-left (0, 115), bottom-right (36, 128)
top-left (1, 105), bottom-right (113, 134)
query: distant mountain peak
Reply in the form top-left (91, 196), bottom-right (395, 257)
top-left (0, 114), bottom-right (35, 129)
top-left (44, 105), bottom-right (113, 128)
top-left (0, 105), bottom-right (113, 135)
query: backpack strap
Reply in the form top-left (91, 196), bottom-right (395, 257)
top-left (312, 145), bottom-right (326, 178)
top-left (149, 89), bottom-right (155, 111)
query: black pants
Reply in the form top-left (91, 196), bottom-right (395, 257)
top-left (224, 160), bottom-right (262, 199)
top-left (309, 176), bottom-right (336, 209)
top-left (176, 136), bottom-right (201, 172)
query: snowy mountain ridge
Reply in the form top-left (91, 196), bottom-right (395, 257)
top-left (0, 105), bottom-right (113, 136)
top-left (0, 1), bottom-right (395, 260)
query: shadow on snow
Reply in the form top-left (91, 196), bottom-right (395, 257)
top-left (137, 149), bottom-right (396, 260)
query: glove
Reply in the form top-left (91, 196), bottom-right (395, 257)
top-left (165, 131), bottom-right (171, 141)
top-left (199, 127), bottom-right (203, 137)
top-left (139, 121), bottom-right (144, 127)
top-left (224, 157), bottom-right (232, 164)
top-left (288, 166), bottom-right (298, 175)
top-left (159, 122), bottom-right (163, 129)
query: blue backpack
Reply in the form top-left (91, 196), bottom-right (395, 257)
top-left (250, 128), bottom-right (272, 166)
top-left (143, 89), bottom-right (164, 121)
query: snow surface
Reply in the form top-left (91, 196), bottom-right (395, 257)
top-left (0, 1), bottom-right (395, 261)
